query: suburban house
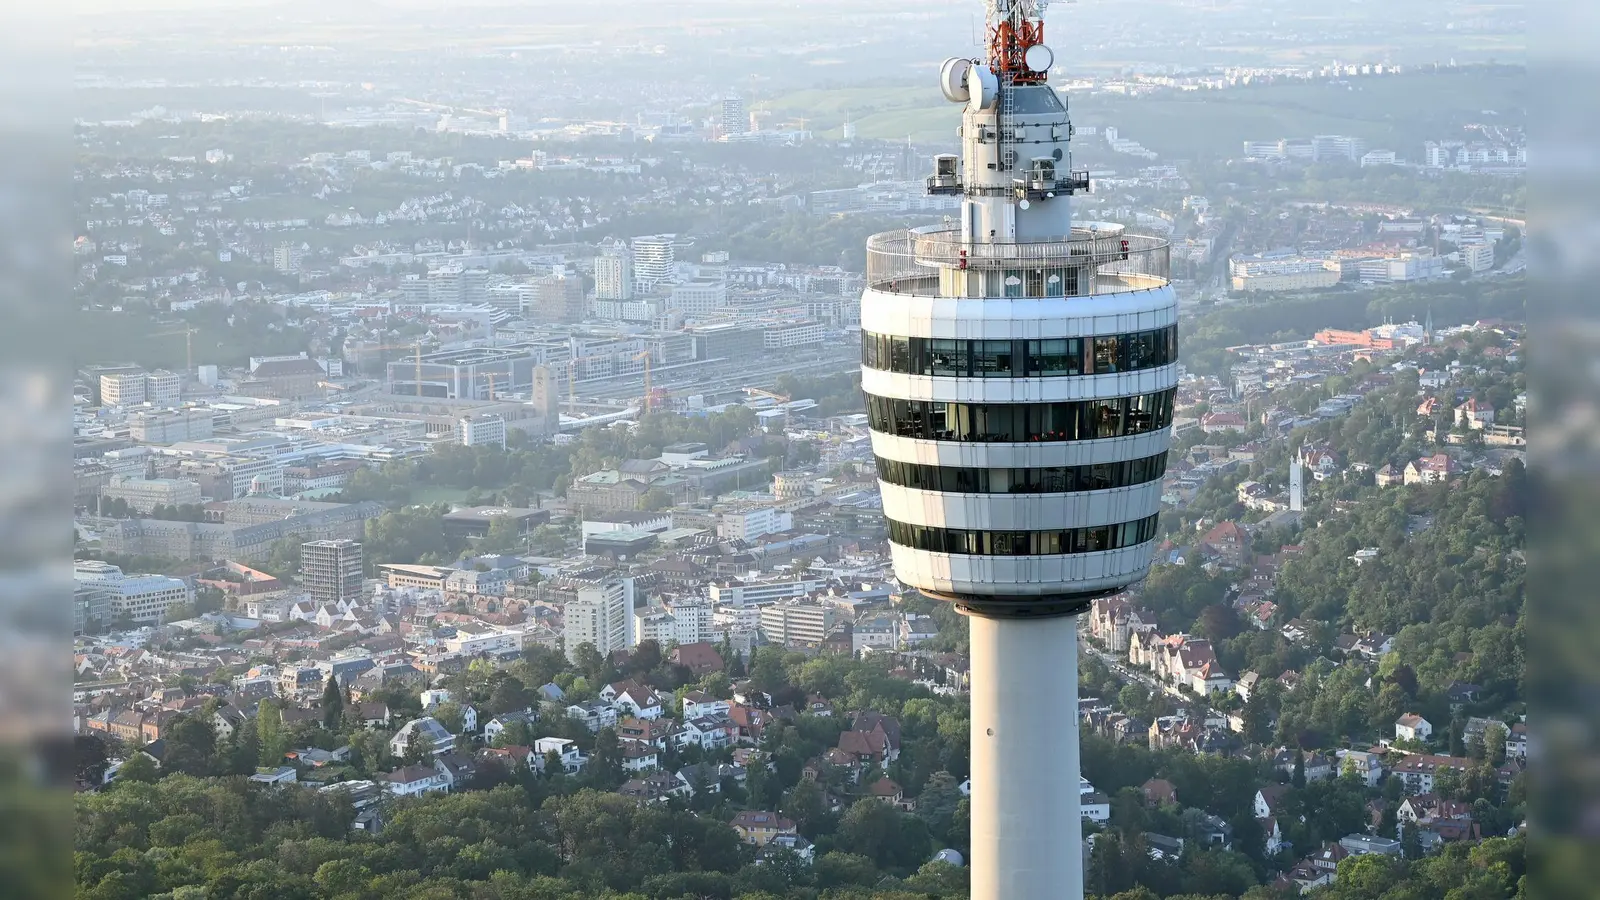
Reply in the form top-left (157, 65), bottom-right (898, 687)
top-left (388, 717), bottom-right (455, 759)
top-left (566, 701), bottom-right (618, 732)
top-left (533, 737), bottom-right (586, 774)
top-left (681, 690), bottom-right (732, 720)
top-left (1391, 754), bottom-right (1473, 795)
top-left (382, 764), bottom-right (450, 797)
top-left (601, 679), bottom-right (666, 720)
top-left (730, 810), bottom-right (798, 847)
top-left (483, 710), bottom-right (537, 744)
top-left (1395, 713), bottom-right (1433, 742)
top-left (1142, 778), bottom-right (1178, 807)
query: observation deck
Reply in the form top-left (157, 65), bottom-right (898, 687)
top-left (865, 224), bottom-right (1170, 300)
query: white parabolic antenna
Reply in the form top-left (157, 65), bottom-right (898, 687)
top-left (940, 57), bottom-right (974, 103)
top-left (1024, 44), bottom-right (1054, 73)
top-left (967, 64), bottom-right (1000, 111)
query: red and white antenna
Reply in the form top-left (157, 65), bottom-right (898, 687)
top-left (985, 0), bottom-right (1053, 83)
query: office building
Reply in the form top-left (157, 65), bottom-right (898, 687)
top-left (717, 505), bottom-right (793, 542)
top-left (564, 580), bottom-right (633, 663)
top-left (75, 584), bottom-right (112, 635)
top-left (595, 243), bottom-right (635, 301)
top-left (631, 234), bottom-right (677, 287)
top-left (721, 96), bottom-right (749, 135)
top-left (74, 560), bottom-right (194, 625)
top-left (301, 539), bottom-right (364, 607)
top-left (457, 414), bottom-right (508, 448)
top-left (758, 600), bottom-right (835, 648)
top-left (99, 372), bottom-right (146, 406)
top-left (529, 269), bottom-right (586, 322)
top-left (862, 7), bottom-right (1176, 896)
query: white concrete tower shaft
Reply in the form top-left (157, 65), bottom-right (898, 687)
top-left (970, 614), bottom-right (1082, 900)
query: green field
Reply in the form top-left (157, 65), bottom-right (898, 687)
top-left (410, 486), bottom-right (478, 507)
top-left (765, 67), bottom-right (1526, 157)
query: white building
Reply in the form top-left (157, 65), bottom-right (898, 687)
top-left (564, 580), bottom-right (633, 663)
top-left (444, 625), bottom-right (523, 657)
top-left (717, 505), bottom-right (793, 542)
top-left (73, 560), bottom-right (193, 624)
top-left (595, 244), bottom-right (635, 301)
top-left (99, 372), bottom-right (147, 406)
top-left (457, 414), bottom-right (507, 448)
top-left (708, 575), bottom-right (824, 607)
top-left (663, 597), bottom-right (713, 645)
top-left (633, 608), bottom-right (679, 647)
top-left (632, 234), bottom-right (677, 288)
top-left (759, 601), bottom-right (836, 648)
top-left (1459, 242), bottom-right (1495, 273)
top-left (721, 96), bottom-right (749, 135)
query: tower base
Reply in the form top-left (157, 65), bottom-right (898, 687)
top-left (967, 611), bottom-right (1084, 900)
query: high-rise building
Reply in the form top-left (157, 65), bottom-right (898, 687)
top-left (595, 243), bottom-right (635, 301)
top-left (529, 269), bottom-right (585, 322)
top-left (862, 4), bottom-right (1176, 897)
top-left (631, 234), bottom-right (677, 288)
top-left (301, 539), bottom-right (364, 607)
top-left (721, 97), bottom-right (749, 135)
top-left (273, 243), bottom-right (302, 274)
top-left (564, 579), bottom-right (634, 663)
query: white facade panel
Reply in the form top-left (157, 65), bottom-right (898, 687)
top-left (879, 482), bottom-right (1164, 531)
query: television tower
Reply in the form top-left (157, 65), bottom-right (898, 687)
top-left (859, 2), bottom-right (1178, 898)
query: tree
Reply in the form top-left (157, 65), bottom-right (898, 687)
top-left (590, 726), bottom-right (623, 786)
top-left (1482, 721), bottom-right (1509, 767)
top-left (1292, 749), bottom-right (1307, 788)
top-left (402, 726), bottom-right (433, 766)
top-left (641, 488), bottom-right (673, 511)
top-left (431, 701), bottom-right (466, 735)
top-left (75, 733), bottom-right (113, 786)
top-left (488, 676), bottom-right (532, 715)
top-left (480, 515), bottom-right (524, 554)
top-left (256, 701), bottom-right (286, 768)
top-left (115, 752), bottom-right (159, 784)
top-left (320, 674), bottom-right (344, 730)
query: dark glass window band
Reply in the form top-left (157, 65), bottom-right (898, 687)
top-left (875, 452), bottom-right (1169, 494)
top-left (862, 325), bottom-right (1177, 378)
top-left (886, 514), bottom-right (1161, 556)
top-left (865, 390), bottom-right (1176, 443)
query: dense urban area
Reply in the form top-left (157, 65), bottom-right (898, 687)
top-left (73, 2), bottom-right (1525, 899)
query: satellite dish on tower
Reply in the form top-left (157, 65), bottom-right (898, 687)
top-left (940, 57), bottom-right (974, 103)
top-left (967, 65), bottom-right (999, 111)
top-left (1024, 44), bottom-right (1054, 73)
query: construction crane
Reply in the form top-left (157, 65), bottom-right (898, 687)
top-left (744, 387), bottom-right (793, 431)
top-left (149, 326), bottom-right (200, 374)
top-left (633, 351), bottom-right (656, 413)
top-left (357, 340), bottom-right (428, 397)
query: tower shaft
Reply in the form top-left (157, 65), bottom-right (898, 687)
top-left (969, 614), bottom-right (1083, 900)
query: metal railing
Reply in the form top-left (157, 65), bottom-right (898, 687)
top-left (865, 226), bottom-right (1170, 298)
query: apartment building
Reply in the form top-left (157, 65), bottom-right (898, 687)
top-left (564, 580), bottom-right (634, 663)
top-left (301, 539), bottom-right (364, 607)
top-left (759, 601), bottom-right (836, 649)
